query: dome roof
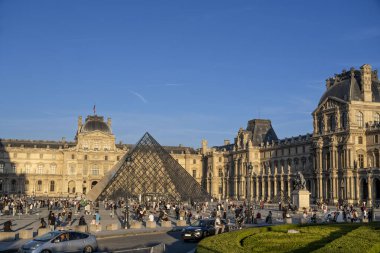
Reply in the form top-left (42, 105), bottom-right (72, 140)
top-left (318, 68), bottom-right (380, 105)
top-left (81, 116), bottom-right (111, 134)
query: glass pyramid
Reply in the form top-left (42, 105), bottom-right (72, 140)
top-left (87, 132), bottom-right (210, 202)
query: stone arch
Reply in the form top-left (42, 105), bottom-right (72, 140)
top-left (11, 179), bottom-right (17, 192)
top-left (361, 178), bottom-right (368, 201)
top-left (374, 178), bottom-right (380, 201)
top-left (91, 181), bottom-right (98, 189)
top-left (25, 180), bottom-right (29, 191)
top-left (306, 179), bottom-right (312, 192)
top-left (68, 180), bottom-right (76, 193)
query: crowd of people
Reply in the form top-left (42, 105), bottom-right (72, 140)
top-left (0, 195), bottom-right (377, 233)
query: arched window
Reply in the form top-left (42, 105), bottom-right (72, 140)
top-left (329, 114), bottom-right (335, 131)
top-left (37, 180), bottom-right (42, 191)
top-left (50, 181), bottom-right (55, 192)
top-left (219, 157), bottom-right (223, 163)
top-left (0, 162), bottom-right (4, 173)
top-left (193, 159), bottom-right (196, 164)
top-left (91, 181), bottom-right (98, 189)
top-left (318, 116), bottom-right (323, 133)
top-left (374, 113), bottom-right (380, 123)
top-left (341, 112), bottom-right (347, 129)
top-left (356, 111), bottom-right (364, 127)
top-left (25, 180), bottom-right (29, 191)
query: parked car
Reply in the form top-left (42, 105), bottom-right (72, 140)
top-left (181, 219), bottom-right (228, 241)
top-left (18, 230), bottom-right (98, 253)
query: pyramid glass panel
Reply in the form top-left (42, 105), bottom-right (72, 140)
top-left (86, 132), bottom-right (210, 202)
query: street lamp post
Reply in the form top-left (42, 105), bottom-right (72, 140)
top-left (246, 162), bottom-right (253, 224)
top-left (124, 156), bottom-right (133, 229)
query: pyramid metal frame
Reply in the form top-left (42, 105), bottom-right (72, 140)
top-left (94, 132), bottom-right (210, 202)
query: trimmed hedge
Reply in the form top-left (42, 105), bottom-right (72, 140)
top-left (197, 222), bottom-right (380, 253)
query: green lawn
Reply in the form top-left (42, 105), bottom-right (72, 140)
top-left (196, 222), bottom-right (380, 253)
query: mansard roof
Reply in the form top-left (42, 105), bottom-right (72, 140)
top-left (319, 66), bottom-right (380, 105)
top-left (0, 139), bottom-right (76, 149)
top-left (246, 119), bottom-right (278, 145)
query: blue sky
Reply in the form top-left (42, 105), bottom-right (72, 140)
top-left (1, 0), bottom-right (380, 147)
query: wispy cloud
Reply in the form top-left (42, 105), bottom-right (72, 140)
top-left (145, 83), bottom-right (185, 88)
top-left (165, 83), bottom-right (184, 87)
top-left (130, 91), bottom-right (147, 103)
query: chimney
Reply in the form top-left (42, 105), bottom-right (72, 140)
top-left (224, 139), bottom-right (230, 145)
top-left (361, 64), bottom-right (372, 102)
top-left (78, 116), bottom-right (82, 130)
top-left (201, 139), bottom-right (208, 154)
top-left (107, 117), bottom-right (112, 128)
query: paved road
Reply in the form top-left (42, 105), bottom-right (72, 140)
top-left (97, 231), bottom-right (197, 253)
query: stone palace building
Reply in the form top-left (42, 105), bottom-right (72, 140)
top-left (1, 64), bottom-right (380, 206)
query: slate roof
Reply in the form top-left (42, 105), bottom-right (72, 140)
top-left (319, 69), bottom-right (380, 105)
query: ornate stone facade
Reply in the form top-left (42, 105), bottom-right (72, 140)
top-left (1, 64), bottom-right (380, 206)
top-left (203, 64), bottom-right (380, 206)
top-left (0, 115), bottom-right (202, 198)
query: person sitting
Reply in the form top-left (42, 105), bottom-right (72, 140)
top-left (256, 212), bottom-right (261, 219)
top-left (3, 220), bottom-right (12, 232)
top-left (39, 218), bottom-right (47, 228)
top-left (78, 216), bottom-right (87, 226)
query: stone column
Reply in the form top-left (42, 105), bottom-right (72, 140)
top-left (255, 178), bottom-right (260, 201)
top-left (318, 174), bottom-right (323, 200)
top-left (287, 176), bottom-right (291, 198)
top-left (273, 176), bottom-right (278, 199)
top-left (368, 175), bottom-right (373, 206)
top-left (234, 177), bottom-right (238, 199)
top-left (268, 176), bottom-right (272, 201)
top-left (354, 174), bottom-right (359, 201)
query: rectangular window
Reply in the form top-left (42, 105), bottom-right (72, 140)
top-left (25, 164), bottom-right (31, 174)
top-left (192, 170), bottom-right (196, 178)
top-left (11, 164), bottom-right (16, 173)
top-left (358, 154), bottom-right (364, 168)
top-left (375, 135), bottom-right (379, 144)
top-left (37, 165), bottom-right (43, 174)
top-left (218, 185), bottom-right (223, 194)
top-left (0, 163), bottom-right (4, 173)
top-left (218, 168), bottom-right (223, 177)
top-left (92, 167), bottom-right (99, 176)
top-left (105, 156), bottom-right (108, 161)
top-left (84, 155), bottom-right (88, 160)
top-left (40, 154), bottom-right (43, 159)
top-left (50, 164), bottom-right (56, 174)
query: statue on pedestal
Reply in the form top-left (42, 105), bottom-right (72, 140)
top-left (294, 171), bottom-right (307, 191)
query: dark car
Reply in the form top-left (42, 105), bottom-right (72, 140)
top-left (181, 219), bottom-right (227, 241)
